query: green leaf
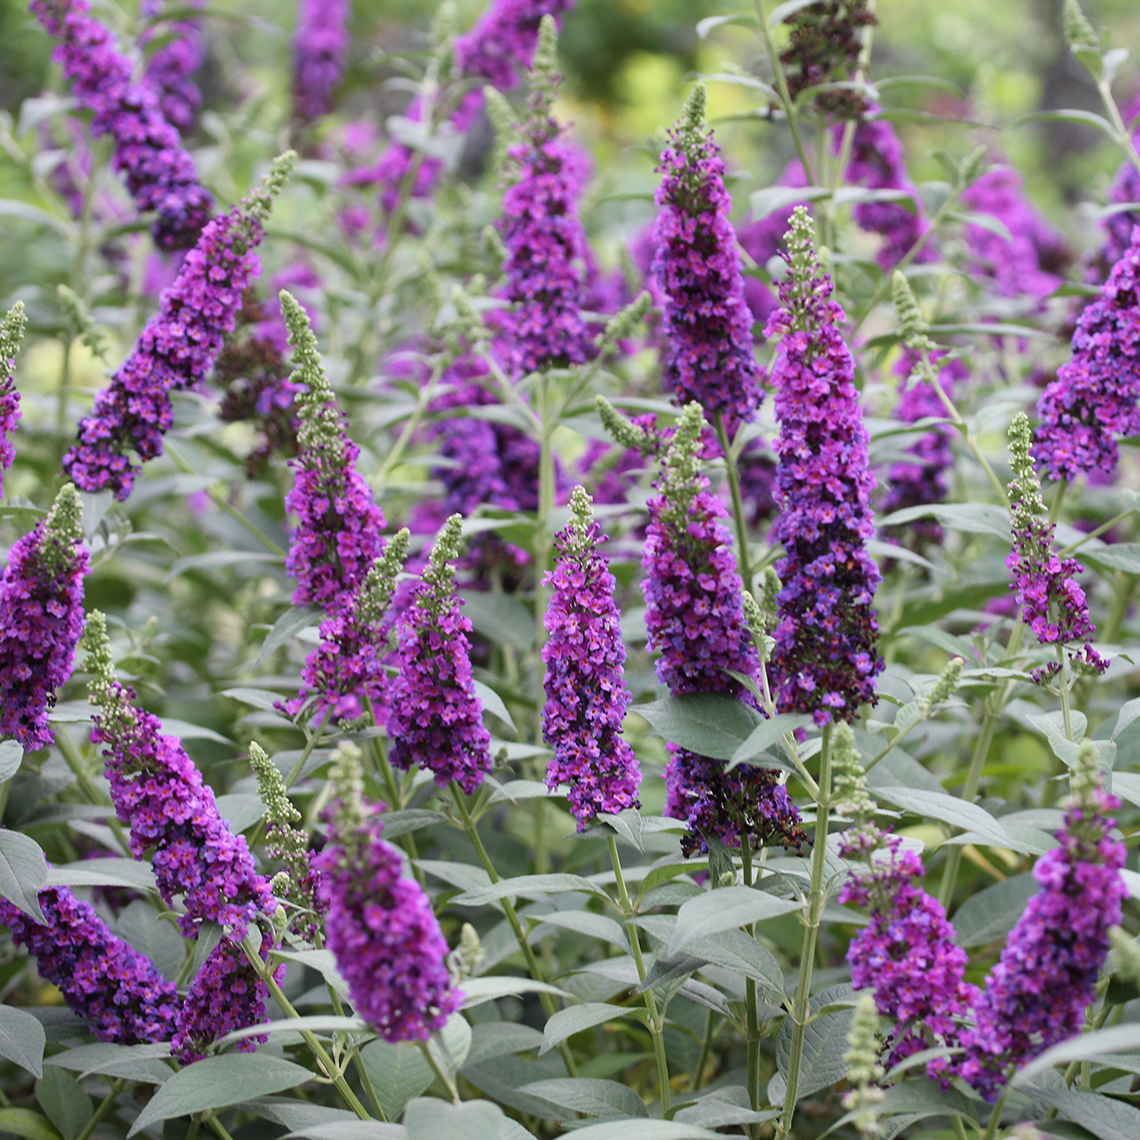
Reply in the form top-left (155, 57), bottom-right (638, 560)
top-left (460, 978), bottom-right (572, 1007)
top-left (270, 949), bottom-right (349, 998)
top-left (0, 740), bottom-right (24, 784)
top-left (379, 809), bottom-right (449, 837)
top-left (1081, 543), bottom-right (1140, 576)
top-left (214, 794), bottom-right (268, 833)
top-left (632, 693), bottom-right (762, 761)
top-left (1111, 697), bottom-right (1140, 740)
top-left (680, 929), bottom-right (786, 999)
top-left (158, 718), bottom-right (231, 743)
top-left (874, 787), bottom-right (1018, 849)
top-left (750, 185), bottom-right (830, 221)
top-left (1026, 1086), bottom-right (1140, 1140)
top-left (0, 1110), bottom-right (63, 1140)
top-left (951, 873), bottom-right (1036, 947)
top-left (44, 1042), bottom-right (173, 1084)
top-left (1014, 1025), bottom-right (1140, 1085)
top-left (539, 1004), bottom-right (641, 1055)
top-left (427, 1013), bottom-right (472, 1082)
top-left (403, 1099), bottom-right (508, 1140)
top-left (530, 910), bottom-right (629, 952)
top-left (877, 502), bottom-right (1011, 539)
top-left (165, 551), bottom-right (281, 582)
top-left (458, 591), bottom-right (534, 651)
top-left (44, 858), bottom-right (157, 893)
top-left (0, 200), bottom-right (73, 237)
top-left (0, 829), bottom-right (48, 921)
top-left (218, 687), bottom-right (287, 712)
top-left (360, 1038), bottom-right (433, 1122)
top-left (486, 780), bottom-right (551, 805)
top-left (1015, 108), bottom-right (1119, 140)
top-left (451, 874), bottom-right (610, 906)
top-left (35, 1069), bottom-right (92, 1140)
top-left (258, 606), bottom-right (323, 663)
top-left (674, 1086), bottom-right (779, 1128)
top-left (768, 0), bottom-right (824, 27)
top-left (565, 1123), bottom-right (724, 1140)
top-left (729, 714), bottom-right (813, 771)
top-left (949, 210), bottom-right (1014, 243)
top-left (216, 1016), bottom-right (369, 1051)
top-left (774, 987), bottom-right (854, 1104)
top-left (0, 1005), bottom-right (45, 1078)
top-left (519, 1078), bottom-right (648, 1119)
top-left (833, 187), bottom-right (916, 209)
top-left (695, 13), bottom-right (757, 38)
top-left (281, 1126), bottom-right (404, 1140)
top-left (928, 322), bottom-right (1054, 339)
top-left (472, 680), bottom-right (517, 733)
top-left (668, 886), bottom-right (801, 956)
top-left (128, 1055), bottom-right (315, 1135)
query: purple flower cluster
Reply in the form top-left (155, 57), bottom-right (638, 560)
top-left (89, 668), bottom-right (274, 937)
top-left (1096, 98), bottom-right (1140, 273)
top-left (767, 209), bottom-right (883, 725)
top-left (0, 885), bottom-right (178, 1044)
top-left (642, 406), bottom-right (804, 856)
top-left (62, 166), bottom-right (288, 500)
top-left (779, 0), bottom-right (876, 119)
top-left (652, 86), bottom-right (762, 428)
top-left (0, 486), bottom-right (88, 751)
top-left (838, 837), bottom-right (979, 1081)
top-left (141, 0), bottom-right (205, 135)
top-left (881, 350), bottom-right (966, 550)
top-left (1035, 224), bottom-right (1140, 481)
top-left (0, 303), bottom-right (26, 497)
top-left (959, 783), bottom-right (1126, 1099)
top-left (495, 86), bottom-right (593, 374)
top-left (30, 0), bottom-right (214, 249)
top-left (387, 516), bottom-right (492, 795)
top-left (172, 936), bottom-right (281, 1063)
top-left (315, 777), bottom-right (460, 1041)
top-left (542, 488), bottom-right (641, 828)
top-left (291, 0), bottom-right (350, 124)
top-left (960, 166), bottom-right (1068, 301)
top-left (843, 117), bottom-right (932, 271)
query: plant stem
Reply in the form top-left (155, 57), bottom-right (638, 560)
top-left (607, 834), bottom-right (671, 1117)
top-left (776, 722), bottom-right (833, 1140)
top-left (740, 842), bottom-right (761, 1132)
top-left (693, 1009), bottom-right (716, 1093)
top-left (448, 784), bottom-right (579, 1077)
top-left (75, 1079), bottom-right (125, 1140)
top-left (204, 1112), bottom-right (237, 1140)
top-left (1058, 506), bottom-right (1135, 554)
top-left (981, 1082), bottom-right (1012, 1140)
top-left (715, 413), bottom-right (753, 591)
top-left (419, 1039), bottom-right (461, 1104)
top-left (753, 0), bottom-right (815, 185)
top-left (242, 936), bottom-right (373, 1120)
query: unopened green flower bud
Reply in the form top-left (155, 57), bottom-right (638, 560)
top-left (1070, 738), bottom-right (1105, 803)
top-left (1109, 926), bottom-right (1140, 987)
top-left (891, 271), bottom-right (928, 349)
top-left (1063, 0), bottom-right (1098, 50)
top-left (596, 395), bottom-right (652, 454)
top-left (918, 656), bottom-right (963, 716)
top-left (832, 722), bottom-right (876, 821)
top-left (841, 992), bottom-right (885, 1136)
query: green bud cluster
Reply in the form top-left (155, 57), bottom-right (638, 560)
top-left (328, 741), bottom-right (368, 860)
top-left (0, 301), bottom-right (27, 368)
top-left (596, 395), bottom-right (654, 455)
top-left (57, 286), bottom-right (108, 362)
top-left (657, 402), bottom-right (707, 532)
top-left (420, 515), bottom-right (465, 620)
top-left (80, 609), bottom-right (137, 737)
top-left (281, 290), bottom-right (345, 467)
top-left (1063, 0), bottom-right (1098, 49)
top-left (918, 656), bottom-right (963, 716)
top-left (831, 721), bottom-right (877, 822)
top-left (890, 271), bottom-right (931, 351)
top-left (841, 992), bottom-right (885, 1136)
top-left (356, 528), bottom-right (411, 630)
top-left (40, 484), bottom-right (84, 580)
top-left (244, 151), bottom-right (298, 226)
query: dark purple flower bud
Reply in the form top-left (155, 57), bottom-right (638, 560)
top-left (0, 485), bottom-right (88, 751)
top-left (291, 0), bottom-right (350, 123)
top-left (0, 885), bottom-right (178, 1044)
top-left (30, 0), bottom-right (214, 249)
top-left (779, 0), bottom-right (876, 119)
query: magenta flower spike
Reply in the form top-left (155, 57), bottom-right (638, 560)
top-left (62, 155), bottom-right (295, 501)
top-left (140, 0), bottom-right (206, 134)
top-left (387, 515), bottom-right (493, 794)
top-left (652, 84), bottom-right (762, 428)
top-left (766, 207), bottom-right (883, 725)
top-left (291, 0), bottom-right (350, 124)
top-left (642, 404), bottom-right (805, 857)
top-left (1035, 225), bottom-right (1140, 481)
top-left (0, 303), bottom-right (27, 499)
top-left (0, 885), bottom-right (179, 1044)
top-left (29, 0), bottom-right (214, 249)
top-left (0, 485), bottom-right (89, 752)
top-left (315, 744), bottom-right (461, 1041)
top-left (542, 486), bottom-right (641, 828)
top-left (960, 748), bottom-right (1126, 1100)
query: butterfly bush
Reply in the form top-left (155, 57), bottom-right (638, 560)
top-left (0, 485), bottom-right (88, 751)
top-left (63, 156), bottom-right (294, 500)
top-left (0, 303), bottom-right (26, 502)
top-left (141, 0), bottom-right (205, 135)
top-left (767, 207), bottom-right (883, 724)
top-left (30, 0), bottom-right (214, 249)
top-left (315, 744), bottom-right (461, 1041)
top-left (0, 886), bottom-right (179, 1044)
top-left (292, 0), bottom-right (350, 123)
top-left (643, 404), bottom-right (804, 856)
top-left (542, 486), bottom-right (641, 828)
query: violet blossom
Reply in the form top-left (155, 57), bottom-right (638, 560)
top-left (767, 207), bottom-right (883, 725)
top-left (652, 84), bottom-right (762, 428)
top-left (291, 0), bottom-right (350, 124)
top-left (315, 743), bottom-right (461, 1041)
top-left (387, 515), bottom-right (492, 795)
top-left (141, 0), bottom-right (205, 135)
top-left (0, 302), bottom-right (26, 497)
top-left (0, 485), bottom-right (88, 751)
top-left (542, 486), bottom-right (641, 828)
top-left (30, 0), bottom-right (214, 249)
top-left (62, 155), bottom-right (295, 500)
top-left (642, 403), bottom-right (805, 857)
top-left (0, 884), bottom-right (178, 1044)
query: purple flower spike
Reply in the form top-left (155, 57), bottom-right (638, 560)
top-left (542, 486), bottom-right (641, 828)
top-left (281, 291), bottom-right (387, 614)
top-left (767, 207), bottom-right (883, 725)
top-left (62, 155), bottom-right (295, 501)
top-left (960, 752), bottom-right (1126, 1100)
top-left (172, 936), bottom-right (281, 1063)
top-left (652, 85), bottom-right (762, 428)
top-left (494, 20), bottom-right (593, 375)
top-left (291, 0), bottom-right (350, 124)
top-left (1035, 224), bottom-right (1140, 481)
top-left (0, 485), bottom-right (89, 752)
top-left (30, 0), bottom-right (214, 249)
top-left (0, 303), bottom-right (27, 497)
top-left (0, 885), bottom-right (179, 1044)
top-left (141, 0), bottom-right (205, 135)
top-left (315, 744), bottom-right (461, 1041)
top-left (642, 403), bottom-right (805, 857)
top-left (83, 611), bottom-right (275, 939)
top-left (387, 515), bottom-right (493, 794)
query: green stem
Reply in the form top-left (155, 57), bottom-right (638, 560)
top-left (1048, 479), bottom-right (1068, 525)
top-left (534, 373), bottom-right (556, 655)
top-left (715, 413), bottom-right (752, 592)
top-left (242, 936), bottom-right (373, 1120)
top-left (1057, 644), bottom-right (1074, 742)
top-left (776, 723), bottom-right (833, 1140)
top-left (753, 0), bottom-right (815, 185)
top-left (448, 785), bottom-right (579, 1078)
top-left (607, 835), bottom-right (671, 1117)
top-left (1104, 574), bottom-right (1136, 644)
top-left (693, 1009), bottom-right (716, 1093)
top-left (204, 1112), bottom-right (237, 1140)
top-left (741, 843), bottom-right (760, 1128)
top-left (418, 1040), bottom-right (461, 1104)
top-left (1097, 79), bottom-right (1140, 181)
top-left (1058, 506), bottom-right (1134, 554)
top-left (75, 1079), bottom-right (125, 1140)
top-left (981, 1082), bottom-right (1012, 1140)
